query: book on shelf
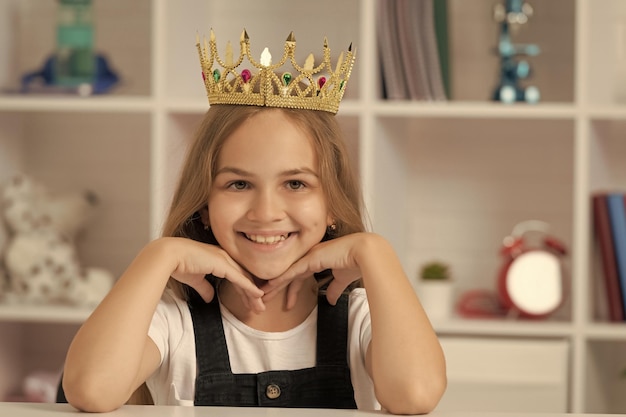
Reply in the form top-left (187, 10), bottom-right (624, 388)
top-left (378, 0), bottom-right (449, 101)
top-left (433, 0), bottom-right (450, 98)
top-left (592, 193), bottom-right (625, 322)
top-left (377, 0), bottom-right (407, 99)
top-left (420, 0), bottom-right (447, 101)
top-left (396, 0), bottom-right (429, 100)
top-left (592, 192), bottom-right (626, 322)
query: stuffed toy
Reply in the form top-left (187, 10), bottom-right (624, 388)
top-left (0, 174), bottom-right (114, 307)
top-left (3, 369), bottom-right (61, 403)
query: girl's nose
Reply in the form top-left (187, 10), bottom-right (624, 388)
top-left (247, 189), bottom-right (284, 223)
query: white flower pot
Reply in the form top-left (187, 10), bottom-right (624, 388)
top-left (418, 280), bottom-right (454, 320)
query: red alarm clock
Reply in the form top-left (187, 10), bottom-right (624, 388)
top-left (496, 220), bottom-right (567, 318)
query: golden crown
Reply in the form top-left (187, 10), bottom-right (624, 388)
top-left (196, 29), bottom-right (355, 114)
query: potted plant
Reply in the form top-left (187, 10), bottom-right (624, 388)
top-left (418, 261), bottom-right (454, 320)
top-left (421, 262), bottom-right (450, 281)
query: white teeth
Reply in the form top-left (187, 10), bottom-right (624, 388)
top-left (246, 234), bottom-right (287, 244)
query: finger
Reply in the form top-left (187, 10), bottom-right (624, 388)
top-left (260, 278), bottom-right (291, 302)
top-left (325, 279), bottom-right (348, 306)
top-left (261, 285), bottom-right (284, 303)
top-left (224, 277), bottom-right (265, 313)
top-left (261, 273), bottom-right (306, 304)
top-left (193, 277), bottom-right (216, 303)
top-left (222, 271), bottom-right (264, 299)
top-left (285, 279), bottom-right (306, 310)
top-left (334, 268), bottom-right (362, 284)
top-left (249, 297), bottom-right (266, 313)
top-left (242, 288), bottom-right (265, 313)
top-left (264, 255), bottom-right (315, 295)
top-left (261, 272), bottom-right (294, 293)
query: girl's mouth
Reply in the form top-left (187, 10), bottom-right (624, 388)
top-left (244, 233), bottom-right (290, 244)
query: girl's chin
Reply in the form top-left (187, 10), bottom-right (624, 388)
top-left (252, 276), bottom-right (271, 287)
top-left (241, 263), bottom-right (291, 284)
top-left (250, 273), bottom-right (283, 286)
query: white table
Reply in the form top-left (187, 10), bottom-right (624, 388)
top-left (0, 402), bottom-right (617, 416)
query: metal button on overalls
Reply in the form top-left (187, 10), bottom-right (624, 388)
top-left (265, 383), bottom-right (281, 399)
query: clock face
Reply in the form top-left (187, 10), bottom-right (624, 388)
top-left (505, 251), bottom-right (562, 316)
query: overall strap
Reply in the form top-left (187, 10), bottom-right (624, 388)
top-left (187, 286), bottom-right (232, 374)
top-left (316, 292), bottom-right (350, 366)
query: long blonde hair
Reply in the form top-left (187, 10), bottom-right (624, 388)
top-left (162, 104), bottom-right (366, 299)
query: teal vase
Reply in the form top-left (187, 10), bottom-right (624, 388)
top-left (54, 0), bottom-right (95, 86)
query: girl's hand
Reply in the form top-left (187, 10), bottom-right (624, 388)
top-left (261, 233), bottom-right (368, 309)
top-left (165, 238), bottom-right (266, 312)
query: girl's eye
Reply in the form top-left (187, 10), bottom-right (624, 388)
top-left (228, 181), bottom-right (248, 190)
top-left (287, 180), bottom-right (305, 190)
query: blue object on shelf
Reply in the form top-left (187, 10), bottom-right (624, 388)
top-left (20, 54), bottom-right (120, 96)
top-left (492, 0), bottom-right (541, 104)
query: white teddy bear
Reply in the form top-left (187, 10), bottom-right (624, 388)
top-left (0, 174), bottom-right (114, 308)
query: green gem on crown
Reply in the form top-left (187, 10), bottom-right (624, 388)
top-left (282, 72), bottom-right (292, 86)
top-left (212, 69), bottom-right (221, 82)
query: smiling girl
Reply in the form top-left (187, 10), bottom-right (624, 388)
top-left (61, 32), bottom-right (446, 414)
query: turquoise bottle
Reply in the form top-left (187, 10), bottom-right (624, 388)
top-left (54, 0), bottom-right (95, 86)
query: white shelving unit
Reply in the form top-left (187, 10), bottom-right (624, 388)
top-left (0, 0), bottom-right (625, 413)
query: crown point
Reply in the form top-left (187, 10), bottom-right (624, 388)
top-left (210, 29), bottom-right (215, 42)
top-left (225, 41), bottom-right (234, 67)
top-left (304, 53), bottom-right (315, 71)
top-left (335, 52), bottom-right (344, 72)
top-left (196, 32), bottom-right (200, 44)
top-left (323, 37), bottom-right (329, 48)
top-left (286, 31), bottom-right (296, 43)
top-left (242, 29), bottom-right (249, 42)
top-left (348, 42), bottom-right (353, 52)
top-left (260, 47), bottom-right (272, 67)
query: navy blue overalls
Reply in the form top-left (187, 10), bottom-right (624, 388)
top-left (187, 288), bottom-right (357, 408)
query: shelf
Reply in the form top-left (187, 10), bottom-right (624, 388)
top-left (587, 106), bottom-right (626, 120)
top-left (0, 303), bottom-right (91, 324)
top-left (0, 95), bottom-right (154, 113)
top-left (372, 101), bottom-right (579, 119)
top-left (164, 100), bottom-right (582, 119)
top-left (6, 95), bottom-right (621, 120)
top-left (433, 317), bottom-right (574, 338)
top-left (434, 318), bottom-right (626, 340)
top-left (585, 323), bottom-right (626, 341)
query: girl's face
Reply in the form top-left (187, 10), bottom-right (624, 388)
top-left (208, 110), bottom-right (332, 281)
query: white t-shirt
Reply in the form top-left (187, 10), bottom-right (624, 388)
top-left (146, 287), bottom-right (380, 410)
